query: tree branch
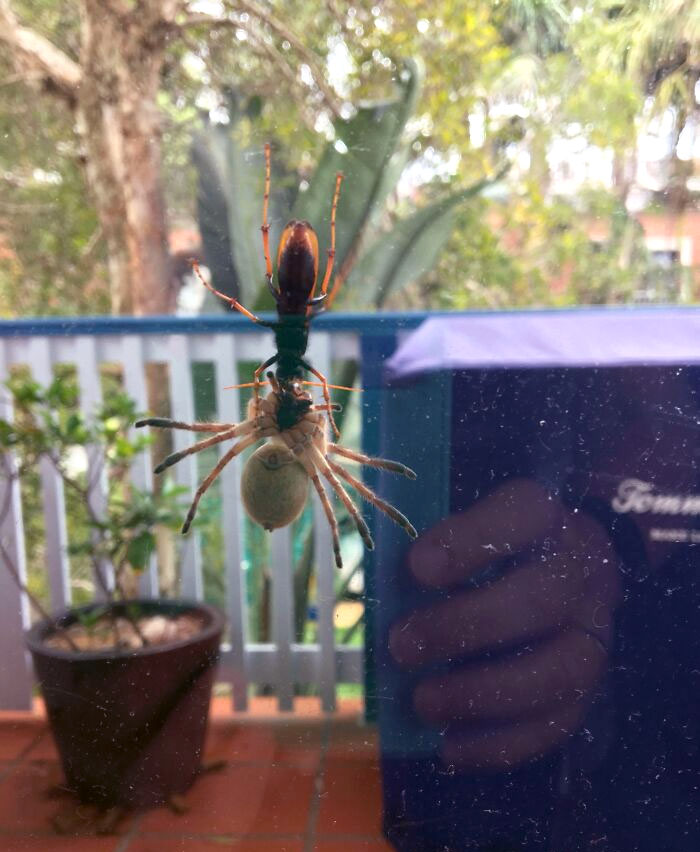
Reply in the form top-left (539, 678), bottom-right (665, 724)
top-left (0, 0), bottom-right (82, 100)
top-left (180, 2), bottom-right (342, 118)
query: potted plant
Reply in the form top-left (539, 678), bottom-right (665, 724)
top-left (0, 374), bottom-right (225, 809)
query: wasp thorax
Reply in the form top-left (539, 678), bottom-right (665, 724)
top-left (241, 442), bottom-right (309, 531)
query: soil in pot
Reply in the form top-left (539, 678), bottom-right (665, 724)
top-left (26, 599), bottom-right (225, 809)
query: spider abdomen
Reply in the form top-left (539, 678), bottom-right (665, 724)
top-left (241, 441), bottom-right (309, 531)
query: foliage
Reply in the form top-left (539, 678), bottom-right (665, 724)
top-left (0, 376), bottom-right (189, 603)
top-left (194, 60), bottom-right (503, 314)
top-left (1, 0), bottom-right (698, 316)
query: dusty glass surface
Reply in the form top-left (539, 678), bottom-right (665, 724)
top-left (0, 1), bottom-right (699, 850)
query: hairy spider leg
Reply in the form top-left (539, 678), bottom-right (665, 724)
top-left (328, 458), bottom-right (418, 540)
top-left (300, 358), bottom-right (340, 439)
top-left (328, 443), bottom-right (417, 479)
top-left (307, 444), bottom-right (375, 552)
top-left (153, 416), bottom-right (274, 474)
top-left (190, 259), bottom-right (273, 327)
top-left (297, 454), bottom-right (343, 569)
top-left (135, 417), bottom-right (233, 433)
top-left (261, 142), bottom-right (275, 298)
top-left (181, 430), bottom-right (276, 534)
top-left (318, 172), bottom-right (344, 297)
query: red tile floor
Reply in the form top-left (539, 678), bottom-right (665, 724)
top-left (0, 697), bottom-right (394, 851)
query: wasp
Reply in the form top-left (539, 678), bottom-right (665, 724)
top-left (136, 144), bottom-right (417, 568)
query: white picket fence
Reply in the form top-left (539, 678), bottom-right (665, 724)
top-left (0, 314), bottom-right (420, 713)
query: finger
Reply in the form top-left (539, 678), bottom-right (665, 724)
top-left (414, 629), bottom-right (607, 724)
top-left (441, 700), bottom-right (587, 772)
top-left (390, 551), bottom-right (585, 668)
top-left (409, 479), bottom-right (564, 587)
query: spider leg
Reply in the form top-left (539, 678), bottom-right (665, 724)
top-left (135, 417), bottom-right (234, 433)
top-left (181, 430), bottom-right (273, 534)
top-left (154, 416), bottom-right (275, 474)
top-left (307, 445), bottom-right (374, 552)
top-left (297, 453), bottom-right (343, 569)
top-left (327, 443), bottom-right (417, 479)
top-left (328, 459), bottom-right (418, 540)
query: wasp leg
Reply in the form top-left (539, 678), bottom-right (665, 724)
top-left (253, 355), bottom-right (278, 411)
top-left (299, 358), bottom-right (340, 439)
top-left (191, 259), bottom-right (274, 327)
top-left (319, 172), bottom-right (343, 297)
top-left (261, 142), bottom-right (275, 292)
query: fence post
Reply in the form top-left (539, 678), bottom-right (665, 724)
top-left (0, 342), bottom-right (33, 709)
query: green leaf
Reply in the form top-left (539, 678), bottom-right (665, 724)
top-left (193, 121), bottom-right (265, 307)
top-left (7, 377), bottom-right (43, 405)
top-left (46, 377), bottom-right (78, 407)
top-left (126, 530), bottom-right (155, 573)
top-left (345, 174), bottom-right (504, 308)
top-left (0, 420), bottom-right (17, 447)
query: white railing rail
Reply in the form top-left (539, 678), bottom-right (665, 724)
top-left (0, 313), bottom-right (425, 713)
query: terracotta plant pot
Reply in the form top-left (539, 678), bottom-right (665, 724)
top-left (25, 599), bottom-right (225, 808)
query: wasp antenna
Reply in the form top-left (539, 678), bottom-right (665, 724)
top-left (301, 380), bottom-right (362, 393)
top-left (223, 380), bottom-right (272, 390)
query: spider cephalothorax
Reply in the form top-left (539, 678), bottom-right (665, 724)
top-left (136, 376), bottom-right (417, 569)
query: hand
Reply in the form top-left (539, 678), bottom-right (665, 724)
top-left (389, 479), bottom-right (622, 771)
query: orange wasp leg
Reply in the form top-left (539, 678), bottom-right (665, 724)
top-left (261, 143), bottom-right (275, 292)
top-left (318, 172), bottom-right (344, 299)
top-left (190, 260), bottom-right (269, 326)
top-left (301, 358), bottom-right (341, 439)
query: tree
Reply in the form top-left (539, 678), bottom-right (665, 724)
top-left (0, 0), bottom-right (340, 315)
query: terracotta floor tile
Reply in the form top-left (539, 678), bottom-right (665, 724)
top-left (140, 764), bottom-right (315, 835)
top-left (0, 761), bottom-right (135, 835)
top-left (129, 838), bottom-right (304, 852)
top-left (326, 722), bottom-right (378, 762)
top-left (204, 724), bottom-right (277, 764)
top-left (24, 731), bottom-right (60, 761)
top-left (0, 719), bottom-right (45, 761)
top-left (0, 836), bottom-right (118, 851)
top-left (0, 762), bottom-right (69, 832)
top-left (316, 759), bottom-right (383, 836)
top-left (205, 721), bottom-right (321, 771)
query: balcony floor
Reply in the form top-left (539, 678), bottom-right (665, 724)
top-left (0, 698), bottom-right (392, 851)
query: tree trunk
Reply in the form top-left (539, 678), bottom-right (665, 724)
top-left (77, 2), bottom-right (174, 315)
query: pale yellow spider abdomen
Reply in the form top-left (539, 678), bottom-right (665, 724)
top-left (240, 440), bottom-right (309, 531)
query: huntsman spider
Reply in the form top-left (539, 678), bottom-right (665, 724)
top-left (135, 373), bottom-right (417, 569)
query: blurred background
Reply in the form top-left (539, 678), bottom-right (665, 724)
top-left (1, 0), bottom-right (698, 320)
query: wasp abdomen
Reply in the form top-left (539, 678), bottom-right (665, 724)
top-left (276, 220), bottom-right (319, 313)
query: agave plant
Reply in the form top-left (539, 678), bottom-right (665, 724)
top-left (192, 60), bottom-right (501, 314)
